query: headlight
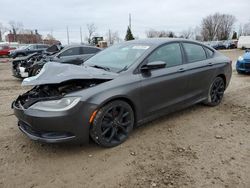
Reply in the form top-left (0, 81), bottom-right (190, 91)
top-left (29, 97), bottom-right (81, 112)
top-left (238, 56), bottom-right (244, 61)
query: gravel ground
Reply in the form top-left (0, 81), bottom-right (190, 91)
top-left (0, 49), bottom-right (249, 188)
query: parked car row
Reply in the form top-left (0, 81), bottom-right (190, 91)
top-left (204, 40), bottom-right (237, 50)
top-left (12, 45), bottom-right (101, 78)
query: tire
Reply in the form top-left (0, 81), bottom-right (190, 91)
top-left (203, 77), bottom-right (225, 107)
top-left (90, 100), bottom-right (134, 147)
top-left (237, 70), bottom-right (244, 74)
top-left (32, 67), bottom-right (42, 76)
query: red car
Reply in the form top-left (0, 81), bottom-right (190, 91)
top-left (0, 45), bottom-right (16, 57)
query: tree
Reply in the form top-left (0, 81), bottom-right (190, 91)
top-left (86, 23), bottom-right (97, 44)
top-left (168, 31), bottom-right (174, 38)
top-left (145, 29), bottom-right (175, 38)
top-left (232, 31), bottom-right (237, 39)
top-left (181, 28), bottom-right (194, 39)
top-left (201, 13), bottom-right (236, 41)
top-left (243, 21), bottom-right (250, 35)
top-left (125, 26), bottom-right (134, 41)
top-left (0, 23), bottom-right (8, 42)
top-left (146, 29), bottom-right (168, 38)
top-left (216, 14), bottom-right (236, 40)
top-left (106, 30), bottom-right (121, 45)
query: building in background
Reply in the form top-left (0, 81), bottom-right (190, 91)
top-left (5, 30), bottom-right (60, 45)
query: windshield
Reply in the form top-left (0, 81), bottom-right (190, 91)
top-left (84, 43), bottom-right (151, 72)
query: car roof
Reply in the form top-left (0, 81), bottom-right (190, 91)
top-left (63, 45), bottom-right (101, 50)
top-left (124, 38), bottom-right (204, 46)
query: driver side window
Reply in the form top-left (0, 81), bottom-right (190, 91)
top-left (147, 43), bottom-right (183, 68)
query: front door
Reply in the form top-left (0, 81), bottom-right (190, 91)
top-left (139, 42), bottom-right (190, 118)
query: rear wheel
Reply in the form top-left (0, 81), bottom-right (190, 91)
top-left (203, 77), bottom-right (225, 106)
top-left (90, 100), bottom-right (134, 147)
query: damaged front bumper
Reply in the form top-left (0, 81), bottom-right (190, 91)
top-left (12, 100), bottom-right (98, 144)
top-left (19, 67), bottom-right (29, 78)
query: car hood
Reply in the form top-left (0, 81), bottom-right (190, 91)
top-left (22, 62), bottom-right (118, 86)
top-left (243, 52), bottom-right (250, 60)
top-left (14, 53), bottom-right (38, 61)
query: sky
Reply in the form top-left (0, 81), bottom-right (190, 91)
top-left (0, 0), bottom-right (250, 44)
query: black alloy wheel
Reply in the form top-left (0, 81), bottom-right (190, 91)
top-left (90, 100), bottom-right (134, 147)
top-left (204, 77), bottom-right (225, 106)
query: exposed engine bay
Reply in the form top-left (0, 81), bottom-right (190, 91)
top-left (14, 79), bottom-right (109, 109)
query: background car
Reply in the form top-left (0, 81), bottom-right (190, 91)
top-left (210, 41), bottom-right (226, 50)
top-left (238, 36), bottom-right (250, 49)
top-left (0, 45), bottom-right (16, 57)
top-left (236, 50), bottom-right (250, 74)
top-left (12, 39), bottom-right (232, 147)
top-left (223, 40), bottom-right (237, 49)
top-left (9, 44), bottom-right (50, 58)
top-left (12, 45), bottom-right (101, 78)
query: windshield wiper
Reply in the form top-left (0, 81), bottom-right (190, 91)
top-left (90, 65), bottom-right (110, 72)
top-left (117, 65), bottom-right (129, 73)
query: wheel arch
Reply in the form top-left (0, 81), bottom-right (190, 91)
top-left (216, 74), bottom-right (226, 86)
top-left (98, 96), bottom-right (137, 125)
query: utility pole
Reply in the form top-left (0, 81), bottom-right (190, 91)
top-left (129, 13), bottom-right (131, 29)
top-left (109, 29), bottom-right (111, 45)
top-left (80, 27), bottom-right (83, 44)
top-left (67, 26), bottom-right (69, 45)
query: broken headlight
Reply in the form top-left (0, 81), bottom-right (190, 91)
top-left (29, 97), bottom-right (81, 112)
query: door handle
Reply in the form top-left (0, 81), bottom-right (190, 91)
top-left (178, 68), bottom-right (185, 72)
top-left (207, 62), bottom-right (213, 66)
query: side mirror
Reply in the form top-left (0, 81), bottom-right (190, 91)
top-left (141, 61), bottom-right (166, 71)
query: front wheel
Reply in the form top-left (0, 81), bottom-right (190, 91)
top-left (32, 67), bottom-right (42, 76)
top-left (90, 100), bottom-right (134, 147)
top-left (203, 77), bottom-right (225, 106)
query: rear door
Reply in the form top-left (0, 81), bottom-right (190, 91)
top-left (181, 42), bottom-right (216, 100)
top-left (139, 42), bottom-right (190, 117)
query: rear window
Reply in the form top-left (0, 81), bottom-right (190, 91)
top-left (183, 43), bottom-right (207, 63)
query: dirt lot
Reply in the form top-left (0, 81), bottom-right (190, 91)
top-left (0, 49), bottom-right (249, 188)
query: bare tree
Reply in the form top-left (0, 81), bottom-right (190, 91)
top-left (216, 14), bottom-right (236, 40)
top-left (106, 30), bottom-right (121, 45)
top-left (145, 29), bottom-right (174, 38)
top-left (243, 21), bottom-right (250, 35)
top-left (180, 27), bottom-right (194, 39)
top-left (0, 22), bottom-right (8, 42)
top-left (201, 13), bottom-right (236, 41)
top-left (201, 13), bottom-right (221, 41)
top-left (86, 23), bottom-right (97, 44)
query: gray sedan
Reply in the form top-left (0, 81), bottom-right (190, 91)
top-left (12, 38), bottom-right (232, 147)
